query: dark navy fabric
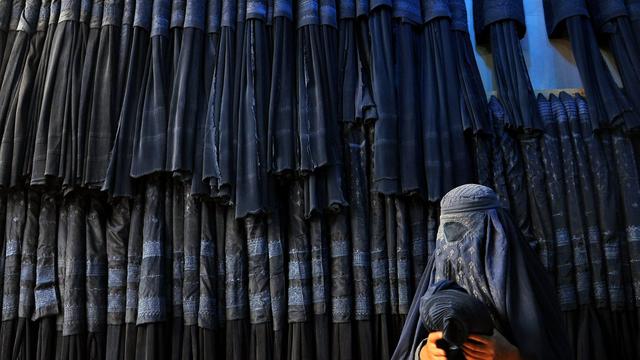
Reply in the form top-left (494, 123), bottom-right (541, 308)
top-left (474, 0), bottom-right (525, 42)
top-left (542, 0), bottom-right (588, 37)
top-left (421, 0), bottom-right (449, 24)
top-left (587, 0), bottom-right (628, 29)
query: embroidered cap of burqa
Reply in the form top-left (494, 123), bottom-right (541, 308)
top-left (391, 184), bottom-right (572, 360)
top-left (543, 0), bottom-right (640, 132)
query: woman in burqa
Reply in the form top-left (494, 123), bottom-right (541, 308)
top-left (391, 184), bottom-right (572, 360)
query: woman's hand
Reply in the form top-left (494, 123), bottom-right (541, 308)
top-left (419, 332), bottom-right (447, 360)
top-left (462, 331), bottom-right (521, 360)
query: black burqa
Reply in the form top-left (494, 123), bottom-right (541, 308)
top-left (0, 0), bottom-right (25, 84)
top-left (550, 94), bottom-right (608, 360)
top-left (202, 0), bottom-right (236, 201)
top-left (234, 0), bottom-right (270, 219)
top-left (74, 0), bottom-right (103, 187)
top-left (115, 0), bottom-right (132, 113)
top-left (80, 0), bottom-right (122, 188)
top-left (543, 0), bottom-right (640, 132)
top-left (588, 0), bottom-right (640, 120)
top-left (266, 0), bottom-right (294, 176)
top-left (391, 184), bottom-right (572, 360)
top-left (130, 0), bottom-right (170, 178)
top-left (123, 192), bottom-right (143, 360)
top-left (105, 198), bottom-right (131, 360)
top-left (0, 0), bottom-right (45, 188)
top-left (286, 180), bottom-right (314, 360)
top-left (223, 205), bottom-right (249, 360)
top-left (33, 192), bottom-right (59, 360)
top-left (134, 177), bottom-right (169, 360)
top-left (180, 190), bottom-right (202, 359)
top-left (419, 0), bottom-right (472, 202)
top-left (368, 0), bottom-right (398, 195)
top-left (576, 94), bottom-right (636, 359)
top-left (85, 195), bottom-right (108, 360)
top-left (536, 95), bottom-right (578, 320)
top-left (166, 0), bottom-right (205, 182)
top-left (197, 199), bottom-right (220, 360)
top-left (30, 0), bottom-right (87, 186)
top-left (11, 191), bottom-right (39, 360)
top-left (1, 190), bottom-right (27, 360)
top-left (448, 0), bottom-right (492, 186)
top-left (57, 194), bottom-right (88, 360)
top-left (474, 0), bottom-right (542, 133)
top-left (487, 97), bottom-right (536, 250)
top-left (102, 0), bottom-right (152, 197)
top-left (391, 0), bottom-right (422, 196)
top-left (560, 93), bottom-right (608, 309)
top-left (19, 0), bottom-right (59, 186)
top-left (0, 0), bottom-right (11, 67)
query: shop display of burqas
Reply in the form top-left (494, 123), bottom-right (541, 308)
top-left (0, 0), bottom-right (638, 359)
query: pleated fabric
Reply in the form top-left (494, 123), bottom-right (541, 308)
top-left (130, 0), bottom-right (170, 178)
top-left (1, 190), bottom-right (27, 360)
top-left (0, 0), bottom-right (25, 84)
top-left (105, 197), bottom-right (130, 360)
top-left (487, 21), bottom-right (542, 133)
top-left (202, 0), bottom-right (235, 201)
top-left (419, 0), bottom-right (472, 202)
top-left (234, 0), bottom-right (270, 218)
top-left (11, 190), bottom-right (39, 360)
top-left (80, 0), bottom-right (122, 188)
top-left (21, 0), bottom-right (59, 186)
top-left (33, 192), bottom-right (59, 360)
top-left (103, 0), bottom-right (151, 197)
top-left (0, 0), bottom-right (46, 188)
top-left (543, 0), bottom-right (640, 132)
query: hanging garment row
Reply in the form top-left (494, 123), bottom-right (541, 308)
top-left (0, 0), bottom-right (639, 359)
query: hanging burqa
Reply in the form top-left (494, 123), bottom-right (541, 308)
top-left (474, 0), bottom-right (542, 133)
top-left (543, 0), bottom-right (640, 132)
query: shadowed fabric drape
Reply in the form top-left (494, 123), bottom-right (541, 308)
top-left (0, 0), bottom-right (639, 359)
